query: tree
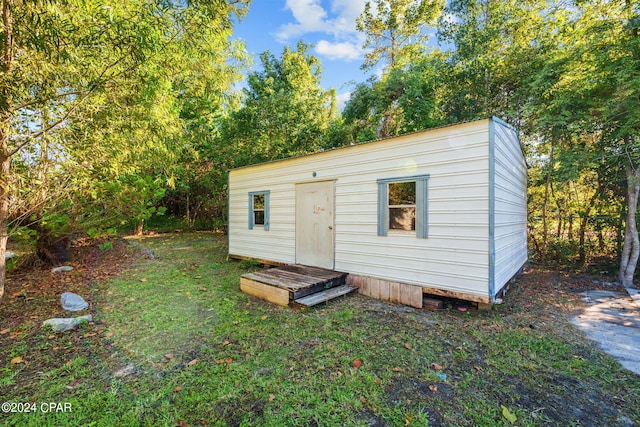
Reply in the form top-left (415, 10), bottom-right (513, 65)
top-left (342, 53), bottom-right (450, 140)
top-left (218, 41), bottom-right (337, 166)
top-left (438, 0), bottom-right (561, 125)
top-left (356, 0), bottom-right (445, 71)
top-left (527, 0), bottom-right (640, 284)
top-left (352, 0), bottom-right (446, 139)
top-left (0, 0), bottom-right (249, 302)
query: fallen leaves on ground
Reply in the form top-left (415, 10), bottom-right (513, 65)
top-left (10, 356), bottom-right (24, 365)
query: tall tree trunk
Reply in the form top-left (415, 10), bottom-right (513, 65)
top-left (578, 191), bottom-right (598, 265)
top-left (567, 215), bottom-right (573, 241)
top-left (618, 165), bottom-right (640, 287)
top-left (0, 0), bottom-right (14, 304)
top-left (541, 169), bottom-right (551, 262)
top-left (0, 127), bottom-right (9, 303)
top-left (540, 143), bottom-right (554, 263)
top-left (617, 210), bottom-right (624, 260)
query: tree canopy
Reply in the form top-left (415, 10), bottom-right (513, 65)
top-left (2, 0), bottom-right (640, 302)
top-left (0, 0), bottom-right (250, 301)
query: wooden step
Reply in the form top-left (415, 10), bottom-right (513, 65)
top-left (241, 265), bottom-right (347, 300)
top-left (294, 284), bottom-right (358, 307)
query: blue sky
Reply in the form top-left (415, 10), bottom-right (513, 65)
top-left (233, 0), bottom-right (372, 108)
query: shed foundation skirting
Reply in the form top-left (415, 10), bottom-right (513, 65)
top-left (347, 274), bottom-right (493, 307)
top-left (347, 274), bottom-right (423, 308)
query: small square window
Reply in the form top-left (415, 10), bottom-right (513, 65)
top-left (388, 181), bottom-right (416, 231)
top-left (377, 175), bottom-right (429, 238)
top-left (249, 191), bottom-right (270, 230)
top-left (253, 194), bottom-right (265, 225)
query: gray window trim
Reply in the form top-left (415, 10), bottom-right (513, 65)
top-left (248, 190), bottom-right (270, 230)
top-left (377, 175), bottom-right (429, 238)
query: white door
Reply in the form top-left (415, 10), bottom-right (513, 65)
top-left (295, 181), bottom-right (335, 269)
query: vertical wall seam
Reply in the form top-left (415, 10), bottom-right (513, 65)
top-left (227, 172), bottom-right (231, 255)
top-left (488, 118), bottom-right (496, 300)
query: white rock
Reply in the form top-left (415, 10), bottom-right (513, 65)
top-left (43, 315), bottom-right (92, 332)
top-left (51, 266), bottom-right (73, 273)
top-left (5, 252), bottom-right (16, 260)
top-left (60, 292), bottom-right (89, 311)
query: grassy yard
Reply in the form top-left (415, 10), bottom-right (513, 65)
top-left (1, 232), bottom-right (639, 426)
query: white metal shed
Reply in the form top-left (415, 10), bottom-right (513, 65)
top-left (228, 117), bottom-right (527, 307)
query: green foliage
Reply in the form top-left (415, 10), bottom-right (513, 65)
top-left (164, 42), bottom-right (340, 229)
top-left (1, 0), bottom-right (637, 274)
top-left (219, 41), bottom-right (338, 165)
top-left (2, 0), bottom-right (250, 260)
top-left (343, 53), bottom-right (450, 140)
top-left (356, 0), bottom-right (445, 71)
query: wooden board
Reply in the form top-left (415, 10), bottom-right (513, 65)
top-left (423, 297), bottom-right (444, 310)
top-left (240, 265), bottom-right (348, 306)
top-left (294, 285), bottom-right (357, 307)
top-left (242, 272), bottom-right (310, 291)
top-left (348, 273), bottom-right (493, 305)
top-left (240, 277), bottom-right (290, 306)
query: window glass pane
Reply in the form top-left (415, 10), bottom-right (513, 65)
top-left (254, 210), bottom-right (265, 225)
top-left (389, 181), bottom-right (416, 205)
top-left (389, 207), bottom-right (416, 230)
top-left (253, 194), bottom-right (265, 210)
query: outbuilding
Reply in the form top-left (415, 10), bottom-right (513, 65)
top-left (228, 117), bottom-right (527, 308)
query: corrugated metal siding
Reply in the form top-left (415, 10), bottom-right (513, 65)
top-left (229, 119), bottom-right (492, 297)
top-left (492, 119), bottom-right (528, 296)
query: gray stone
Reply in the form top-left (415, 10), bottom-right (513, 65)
top-left (140, 247), bottom-right (156, 259)
top-left (5, 251), bottom-right (16, 260)
top-left (51, 266), bottom-right (73, 273)
top-left (60, 292), bottom-right (89, 311)
top-left (114, 363), bottom-right (139, 378)
top-left (127, 241), bottom-right (155, 259)
top-left (254, 367), bottom-right (273, 376)
top-left (43, 315), bottom-right (92, 332)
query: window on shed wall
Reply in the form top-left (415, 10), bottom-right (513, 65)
top-left (377, 175), bottom-right (429, 238)
top-left (388, 181), bottom-right (416, 231)
top-left (248, 191), bottom-right (270, 230)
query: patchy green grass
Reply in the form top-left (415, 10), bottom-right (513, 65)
top-left (1, 232), bottom-right (639, 426)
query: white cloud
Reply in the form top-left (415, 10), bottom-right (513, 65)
top-left (315, 40), bottom-right (361, 61)
top-left (336, 91), bottom-right (352, 111)
top-left (276, 0), bottom-right (369, 61)
top-left (275, 0), bottom-right (330, 41)
top-left (328, 0), bottom-right (368, 35)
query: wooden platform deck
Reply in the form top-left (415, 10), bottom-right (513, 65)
top-left (240, 265), bottom-right (355, 307)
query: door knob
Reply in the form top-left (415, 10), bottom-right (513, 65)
top-left (328, 226), bottom-right (333, 230)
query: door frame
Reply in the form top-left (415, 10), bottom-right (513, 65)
top-left (295, 180), bottom-right (336, 270)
